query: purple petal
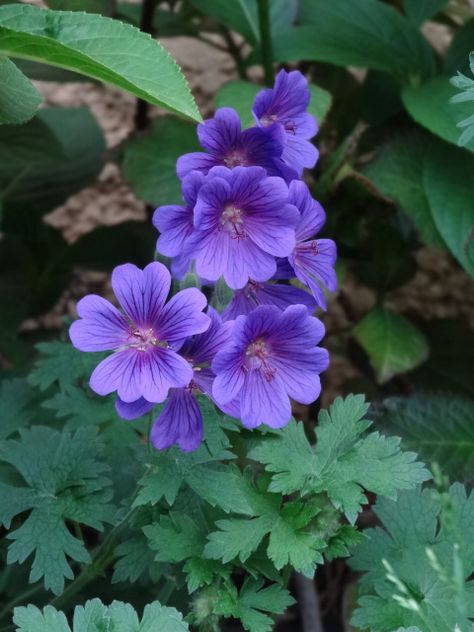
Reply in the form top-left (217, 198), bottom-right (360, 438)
top-left (150, 389), bottom-right (203, 452)
top-left (273, 347), bottom-right (329, 405)
top-left (216, 394), bottom-right (241, 419)
top-left (212, 347), bottom-right (246, 405)
top-left (192, 367), bottom-right (215, 397)
top-left (153, 204), bottom-right (194, 257)
top-left (244, 201), bottom-right (298, 257)
top-left (180, 307), bottom-right (232, 365)
top-left (69, 295), bottom-right (129, 352)
top-left (90, 347), bottom-right (193, 403)
top-left (177, 152), bottom-right (218, 180)
top-left (241, 125), bottom-right (298, 183)
top-left (289, 239), bottom-right (337, 309)
top-left (289, 180), bottom-right (326, 242)
top-left (240, 371), bottom-right (291, 429)
top-left (111, 262), bottom-right (171, 328)
top-left (253, 69), bottom-right (312, 123)
top-left (198, 107), bottom-right (242, 156)
top-left (115, 396), bottom-right (155, 420)
top-left (270, 305), bottom-right (326, 350)
top-left (282, 135), bottom-right (319, 176)
top-left (181, 170), bottom-right (206, 207)
top-left (156, 288), bottom-right (210, 342)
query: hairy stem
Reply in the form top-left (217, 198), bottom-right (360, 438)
top-left (134, 0), bottom-right (158, 130)
top-left (257, 0), bottom-right (274, 86)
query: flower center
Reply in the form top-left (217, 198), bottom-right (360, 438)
top-left (220, 204), bottom-right (246, 239)
top-left (245, 337), bottom-right (275, 381)
top-left (260, 113), bottom-right (278, 127)
top-left (129, 327), bottom-right (165, 352)
top-left (223, 149), bottom-right (247, 168)
top-left (243, 280), bottom-right (262, 299)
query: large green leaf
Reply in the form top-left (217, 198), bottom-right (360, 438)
top-left (402, 76), bottom-right (474, 153)
top-left (353, 307), bottom-right (429, 383)
top-left (423, 142), bottom-right (474, 275)
top-left (259, 0), bottom-right (435, 83)
top-left (0, 107), bottom-right (104, 215)
top-left (381, 393), bottom-right (474, 481)
top-left (44, 0), bottom-right (114, 13)
top-left (361, 131), bottom-right (444, 247)
top-left (0, 57), bottom-right (41, 124)
top-left (0, 3), bottom-right (200, 121)
top-left (188, 0), bottom-right (295, 45)
top-left (403, 0), bottom-right (448, 26)
top-left (122, 116), bottom-right (200, 206)
top-left (215, 80), bottom-right (332, 129)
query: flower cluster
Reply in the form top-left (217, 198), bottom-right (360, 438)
top-left (70, 70), bottom-right (336, 452)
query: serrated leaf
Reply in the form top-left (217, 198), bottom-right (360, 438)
top-left (360, 131), bottom-right (445, 247)
top-left (215, 80), bottom-right (332, 129)
top-left (260, 0), bottom-right (435, 83)
top-left (183, 557), bottom-right (229, 594)
top-left (205, 515), bottom-right (276, 564)
top-left (28, 341), bottom-right (105, 392)
top-left (381, 393), bottom-right (474, 481)
top-left (350, 484), bottom-right (474, 631)
top-left (353, 307), bottom-right (429, 383)
top-left (423, 140), bottom-right (474, 276)
top-left (215, 578), bottom-right (295, 632)
top-left (0, 57), bottom-right (41, 124)
top-left (122, 116), bottom-right (200, 206)
top-left (0, 378), bottom-right (38, 440)
top-left (0, 426), bottom-right (113, 594)
top-left (402, 76), bottom-right (474, 153)
top-left (42, 384), bottom-right (118, 427)
top-left (144, 513), bottom-right (206, 563)
top-left (13, 598), bottom-right (189, 631)
top-left (0, 4), bottom-right (200, 121)
top-left (250, 395), bottom-right (430, 523)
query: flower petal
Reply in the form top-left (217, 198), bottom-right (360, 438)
top-left (212, 347), bottom-right (246, 405)
top-left (150, 389), bottom-right (203, 452)
top-left (69, 295), bottom-right (129, 352)
top-left (289, 180), bottom-right (326, 242)
top-left (156, 287), bottom-right (210, 342)
top-left (112, 262), bottom-right (171, 328)
top-left (240, 371), bottom-right (291, 429)
top-left (198, 107), bottom-right (242, 155)
top-left (154, 204), bottom-right (194, 257)
top-left (273, 347), bottom-right (329, 404)
top-left (177, 151), bottom-right (218, 180)
top-left (180, 306), bottom-right (232, 365)
top-left (115, 396), bottom-right (155, 420)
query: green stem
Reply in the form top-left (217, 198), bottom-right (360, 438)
top-left (49, 505), bottom-right (140, 612)
top-left (257, 0), bottom-right (274, 86)
top-left (221, 28), bottom-right (248, 80)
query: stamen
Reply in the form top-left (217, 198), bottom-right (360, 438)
top-left (220, 205), bottom-right (246, 239)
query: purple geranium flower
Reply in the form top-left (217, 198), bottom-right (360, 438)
top-left (69, 262), bottom-right (210, 404)
top-left (212, 305), bottom-right (329, 429)
top-left (115, 307), bottom-right (231, 452)
top-left (286, 181), bottom-right (337, 309)
top-left (253, 69), bottom-right (318, 176)
top-left (222, 279), bottom-right (316, 320)
top-left (177, 107), bottom-right (298, 183)
top-left (191, 165), bottom-right (299, 289)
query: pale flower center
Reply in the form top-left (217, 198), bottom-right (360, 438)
top-left (220, 204), bottom-right (246, 239)
top-left (223, 150), bottom-right (247, 168)
top-left (129, 327), bottom-right (165, 352)
top-left (245, 337), bottom-right (275, 381)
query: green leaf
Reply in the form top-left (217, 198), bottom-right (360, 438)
top-left (380, 393), bottom-right (474, 481)
top-left (350, 484), bottom-right (474, 631)
top-left (403, 0), bottom-right (448, 26)
top-left (402, 76), bottom-right (474, 153)
top-left (122, 116), bottom-right (200, 206)
top-left (188, 0), bottom-right (295, 45)
top-left (353, 308), bottom-right (429, 383)
top-left (215, 578), bottom-right (295, 632)
top-left (444, 19), bottom-right (474, 75)
top-left (28, 341), bottom-right (105, 392)
top-left (42, 384), bottom-right (117, 427)
top-left (184, 557), bottom-right (229, 594)
top-left (249, 395), bottom-right (430, 523)
top-left (13, 599), bottom-right (189, 631)
top-left (0, 57), bottom-right (41, 124)
top-left (0, 426), bottom-right (113, 594)
top-left (411, 319), bottom-right (474, 398)
top-left (0, 4), bottom-right (200, 121)
top-left (262, 0), bottom-right (435, 83)
top-left (360, 131), bottom-right (444, 247)
top-left (44, 0), bottom-right (114, 13)
top-left (144, 513), bottom-right (206, 563)
top-left (0, 107), bottom-right (105, 214)
top-left (0, 378), bottom-right (38, 440)
top-left (423, 141), bottom-right (474, 275)
top-left (205, 515), bottom-right (276, 564)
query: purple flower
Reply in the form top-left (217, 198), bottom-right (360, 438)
top-left (222, 279), bottom-right (316, 320)
top-left (115, 307), bottom-right (231, 452)
top-left (286, 181), bottom-right (337, 309)
top-left (177, 107), bottom-right (298, 183)
top-left (253, 70), bottom-right (318, 176)
top-left (192, 165), bottom-right (299, 289)
top-left (69, 262), bottom-right (210, 404)
top-left (212, 305), bottom-right (329, 429)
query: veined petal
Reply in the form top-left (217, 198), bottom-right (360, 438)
top-left (289, 180), bottom-right (326, 242)
top-left (177, 152), bottom-right (218, 180)
top-left (180, 307), bottom-right (232, 365)
top-left (112, 262), bottom-right (171, 328)
top-left (273, 348), bottom-right (329, 404)
top-left (197, 107), bottom-right (241, 155)
top-left (115, 396), bottom-right (155, 420)
top-left (212, 347), bottom-right (246, 405)
top-left (240, 370), bottom-right (291, 429)
top-left (154, 204), bottom-right (194, 257)
top-left (156, 288), bottom-right (210, 342)
top-left (69, 295), bottom-right (129, 352)
top-left (150, 389), bottom-right (203, 452)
